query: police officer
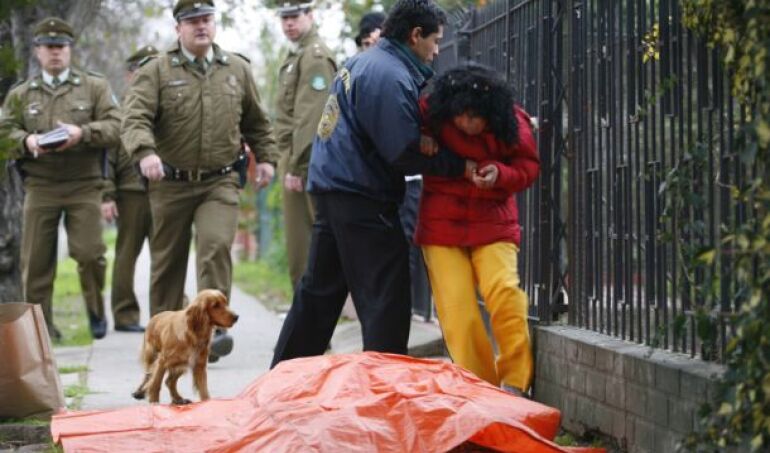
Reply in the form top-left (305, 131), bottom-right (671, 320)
top-left (274, 1), bottom-right (336, 288)
top-left (101, 45), bottom-right (159, 333)
top-left (121, 0), bottom-right (278, 359)
top-left (0, 17), bottom-right (120, 341)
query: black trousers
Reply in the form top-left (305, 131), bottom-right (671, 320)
top-left (398, 179), bottom-right (432, 320)
top-left (271, 191), bottom-right (412, 368)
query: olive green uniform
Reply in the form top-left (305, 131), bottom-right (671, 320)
top-left (121, 42), bottom-right (278, 315)
top-left (275, 25), bottom-right (337, 286)
top-left (0, 68), bottom-right (120, 333)
top-left (103, 145), bottom-right (151, 326)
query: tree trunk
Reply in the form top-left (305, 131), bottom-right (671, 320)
top-left (0, 168), bottom-right (23, 301)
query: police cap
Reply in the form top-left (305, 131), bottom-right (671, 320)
top-left (276, 0), bottom-right (313, 18)
top-left (33, 17), bottom-right (74, 46)
top-left (173, 0), bottom-right (216, 22)
top-left (126, 45), bottom-right (159, 70)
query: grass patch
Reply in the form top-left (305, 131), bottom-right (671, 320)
top-left (58, 365), bottom-right (88, 374)
top-left (554, 432), bottom-right (578, 446)
top-left (63, 384), bottom-right (91, 410)
top-left (233, 258), bottom-right (292, 312)
top-left (0, 418), bottom-right (49, 426)
top-left (51, 228), bottom-right (117, 347)
top-left (63, 384), bottom-right (90, 399)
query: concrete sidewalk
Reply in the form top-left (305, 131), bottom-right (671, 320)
top-left (53, 242), bottom-right (444, 410)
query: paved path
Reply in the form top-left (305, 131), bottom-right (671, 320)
top-left (55, 243), bottom-right (282, 409)
top-left (53, 240), bottom-right (444, 410)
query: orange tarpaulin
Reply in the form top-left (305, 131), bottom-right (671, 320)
top-left (52, 352), bottom-right (604, 452)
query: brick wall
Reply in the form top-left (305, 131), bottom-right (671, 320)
top-left (533, 326), bottom-right (725, 453)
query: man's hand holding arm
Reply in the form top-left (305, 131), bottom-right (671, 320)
top-left (354, 77), bottom-right (469, 177)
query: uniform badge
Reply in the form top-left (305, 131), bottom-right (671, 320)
top-left (317, 94), bottom-right (339, 141)
top-left (339, 68), bottom-right (351, 95)
top-left (227, 74), bottom-right (238, 87)
top-left (310, 75), bottom-right (327, 91)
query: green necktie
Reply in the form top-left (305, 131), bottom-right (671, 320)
top-left (51, 76), bottom-right (61, 87)
top-left (194, 57), bottom-right (207, 74)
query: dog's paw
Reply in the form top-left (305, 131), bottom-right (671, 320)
top-left (172, 398), bottom-right (192, 405)
top-left (132, 390), bottom-right (146, 400)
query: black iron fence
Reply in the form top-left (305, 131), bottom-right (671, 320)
top-left (432, 0), bottom-right (743, 361)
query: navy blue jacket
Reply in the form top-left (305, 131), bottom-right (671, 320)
top-left (306, 38), bottom-right (465, 203)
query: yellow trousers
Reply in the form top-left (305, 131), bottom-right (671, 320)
top-left (422, 242), bottom-right (533, 391)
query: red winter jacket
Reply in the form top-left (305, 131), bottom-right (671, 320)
top-left (414, 99), bottom-right (540, 247)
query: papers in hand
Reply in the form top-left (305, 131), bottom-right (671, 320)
top-left (38, 127), bottom-right (70, 150)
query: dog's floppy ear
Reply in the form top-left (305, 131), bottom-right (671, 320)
top-left (187, 300), bottom-right (210, 334)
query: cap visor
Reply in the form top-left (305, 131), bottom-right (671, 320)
top-left (176, 7), bottom-right (216, 21)
top-left (34, 36), bottom-right (73, 45)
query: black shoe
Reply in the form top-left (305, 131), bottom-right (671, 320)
top-left (88, 312), bottom-right (107, 340)
top-left (115, 324), bottom-right (146, 333)
top-left (209, 330), bottom-right (233, 361)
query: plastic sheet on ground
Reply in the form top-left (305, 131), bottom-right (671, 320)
top-left (52, 352), bottom-right (604, 452)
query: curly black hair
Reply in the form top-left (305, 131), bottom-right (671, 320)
top-left (381, 0), bottom-right (446, 43)
top-left (426, 63), bottom-right (519, 145)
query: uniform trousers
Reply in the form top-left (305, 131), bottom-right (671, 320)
top-left (271, 191), bottom-right (411, 368)
top-left (21, 179), bottom-right (107, 334)
top-left (111, 190), bottom-right (152, 326)
top-left (147, 175), bottom-right (239, 315)
top-left (422, 242), bottom-right (533, 391)
top-left (282, 187), bottom-right (314, 288)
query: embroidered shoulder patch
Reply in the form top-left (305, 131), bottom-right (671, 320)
top-left (311, 75), bottom-right (327, 91)
top-left (338, 68), bottom-right (351, 95)
top-left (317, 94), bottom-right (339, 141)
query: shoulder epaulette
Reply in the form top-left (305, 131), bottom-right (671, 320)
top-left (232, 52), bottom-right (251, 64)
top-left (10, 79), bottom-right (27, 90)
top-left (137, 55), bottom-right (157, 67)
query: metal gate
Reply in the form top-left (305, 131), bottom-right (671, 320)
top-left (433, 0), bottom-right (741, 361)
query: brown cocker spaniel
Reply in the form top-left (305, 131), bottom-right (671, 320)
top-left (132, 289), bottom-right (238, 404)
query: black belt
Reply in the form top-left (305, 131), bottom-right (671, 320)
top-left (162, 162), bottom-right (237, 182)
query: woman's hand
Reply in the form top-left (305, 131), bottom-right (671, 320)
top-left (420, 135), bottom-right (439, 156)
top-left (472, 164), bottom-right (499, 189)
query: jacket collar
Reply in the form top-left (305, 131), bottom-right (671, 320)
top-left (167, 42), bottom-right (231, 67)
top-left (298, 24), bottom-right (320, 49)
top-left (379, 38), bottom-right (434, 89)
top-left (30, 67), bottom-right (83, 90)
top-left (288, 24), bottom-right (319, 54)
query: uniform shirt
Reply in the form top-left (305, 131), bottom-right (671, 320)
top-left (42, 69), bottom-right (70, 87)
top-left (274, 25), bottom-right (336, 179)
top-left (179, 45), bottom-right (214, 70)
top-left (121, 42), bottom-right (278, 171)
top-left (0, 67), bottom-right (120, 182)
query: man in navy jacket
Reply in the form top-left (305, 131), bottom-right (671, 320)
top-left (271, 0), bottom-right (475, 367)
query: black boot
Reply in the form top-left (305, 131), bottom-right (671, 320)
top-left (88, 311), bottom-right (107, 340)
top-left (208, 328), bottom-right (233, 362)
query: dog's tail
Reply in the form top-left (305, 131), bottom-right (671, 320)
top-left (133, 335), bottom-right (158, 400)
top-left (139, 337), bottom-right (157, 371)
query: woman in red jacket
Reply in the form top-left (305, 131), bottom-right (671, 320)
top-left (416, 64), bottom-right (540, 396)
